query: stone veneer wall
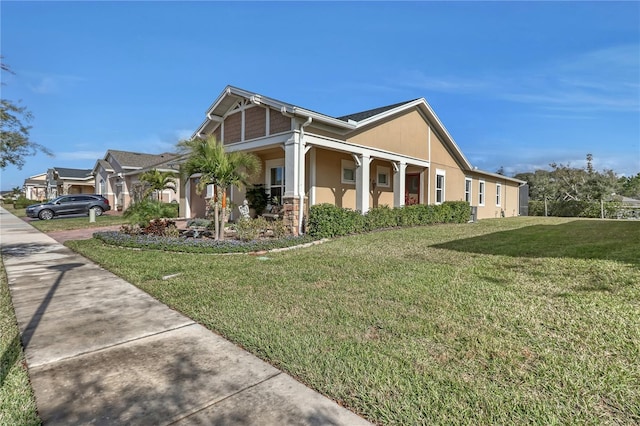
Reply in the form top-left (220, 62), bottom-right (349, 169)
top-left (281, 196), bottom-right (308, 236)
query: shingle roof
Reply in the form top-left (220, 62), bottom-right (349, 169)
top-left (107, 150), bottom-right (179, 169)
top-left (336, 99), bottom-right (420, 122)
top-left (97, 159), bottom-right (113, 171)
top-left (53, 167), bottom-right (93, 180)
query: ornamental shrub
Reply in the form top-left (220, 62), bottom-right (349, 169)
top-left (307, 203), bottom-right (366, 238)
top-left (13, 196), bottom-right (32, 209)
top-left (365, 205), bottom-right (398, 230)
top-left (235, 217), bottom-right (265, 241)
top-left (308, 201), bottom-right (470, 238)
top-left (445, 201), bottom-right (472, 223)
top-left (93, 231), bottom-right (314, 254)
top-left (123, 199), bottom-right (178, 227)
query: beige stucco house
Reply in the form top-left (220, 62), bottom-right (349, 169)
top-left (23, 172), bottom-right (48, 200)
top-left (45, 167), bottom-right (95, 198)
top-left (182, 86), bottom-right (525, 234)
top-left (93, 150), bottom-right (180, 211)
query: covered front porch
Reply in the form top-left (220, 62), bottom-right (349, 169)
top-left (182, 129), bottom-right (431, 235)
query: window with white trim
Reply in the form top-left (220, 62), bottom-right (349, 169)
top-left (496, 183), bottom-right (502, 206)
top-left (341, 159), bottom-right (356, 184)
top-left (265, 159), bottom-right (285, 204)
top-left (464, 177), bottom-right (472, 204)
top-left (478, 180), bottom-right (485, 206)
top-left (206, 184), bottom-right (215, 199)
top-left (376, 166), bottom-right (390, 187)
top-left (435, 169), bottom-right (445, 204)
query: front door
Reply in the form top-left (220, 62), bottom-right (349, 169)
top-left (405, 174), bottom-right (420, 205)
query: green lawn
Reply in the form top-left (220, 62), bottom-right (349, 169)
top-left (2, 205), bottom-right (27, 218)
top-left (0, 261), bottom-right (41, 426)
top-left (26, 214), bottom-right (128, 232)
top-left (61, 217), bottom-right (639, 424)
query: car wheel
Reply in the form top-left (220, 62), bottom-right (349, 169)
top-left (38, 209), bottom-right (54, 220)
top-left (92, 206), bottom-right (104, 216)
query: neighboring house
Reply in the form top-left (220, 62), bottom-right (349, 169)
top-left (621, 196), bottom-right (640, 207)
top-left (183, 86), bottom-right (526, 234)
top-left (46, 167), bottom-right (95, 198)
top-left (618, 196), bottom-right (640, 219)
top-left (93, 150), bottom-right (180, 211)
top-left (23, 172), bottom-right (48, 200)
top-left (0, 191), bottom-right (18, 202)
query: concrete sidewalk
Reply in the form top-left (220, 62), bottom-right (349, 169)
top-left (0, 207), bottom-right (372, 425)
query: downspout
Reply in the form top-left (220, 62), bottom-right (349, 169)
top-left (299, 116), bottom-right (312, 235)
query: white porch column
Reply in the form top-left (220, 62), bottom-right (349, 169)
top-left (393, 161), bottom-right (407, 207)
top-left (420, 169), bottom-right (426, 204)
top-left (355, 154), bottom-right (371, 214)
top-left (309, 147), bottom-right (316, 206)
top-left (283, 136), bottom-right (299, 198)
top-left (184, 178), bottom-right (191, 218)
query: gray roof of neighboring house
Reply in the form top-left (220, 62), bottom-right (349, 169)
top-left (24, 178), bottom-right (47, 186)
top-left (96, 159), bottom-right (113, 171)
top-left (53, 167), bottom-right (94, 180)
top-left (336, 100), bottom-right (420, 122)
top-left (621, 196), bottom-right (640, 206)
top-left (106, 150), bottom-right (179, 169)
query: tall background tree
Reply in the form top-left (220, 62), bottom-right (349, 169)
top-left (177, 136), bottom-right (261, 240)
top-left (139, 169), bottom-right (177, 201)
top-left (617, 173), bottom-right (640, 199)
top-left (514, 153), bottom-right (636, 217)
top-left (0, 58), bottom-right (52, 169)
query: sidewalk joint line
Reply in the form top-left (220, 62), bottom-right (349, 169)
top-left (166, 371), bottom-right (284, 425)
top-left (29, 321), bottom-right (196, 369)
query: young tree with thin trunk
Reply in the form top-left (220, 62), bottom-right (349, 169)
top-left (139, 169), bottom-right (177, 201)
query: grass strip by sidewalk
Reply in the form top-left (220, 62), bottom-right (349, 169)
top-left (3, 204), bottom-right (128, 232)
top-left (27, 214), bottom-right (128, 233)
top-left (0, 260), bottom-right (41, 426)
top-left (67, 217), bottom-right (640, 425)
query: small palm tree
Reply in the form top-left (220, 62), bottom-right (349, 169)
top-left (10, 186), bottom-right (22, 199)
top-left (177, 136), bottom-right (261, 240)
top-left (139, 169), bottom-right (177, 202)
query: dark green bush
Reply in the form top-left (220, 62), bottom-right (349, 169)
top-left (13, 196), bottom-right (32, 209)
top-left (307, 204), bottom-right (365, 238)
top-left (365, 205), bottom-right (399, 230)
top-left (445, 201), bottom-right (473, 223)
top-left (123, 199), bottom-right (178, 227)
top-left (308, 201), bottom-right (471, 238)
top-left (245, 184), bottom-right (270, 217)
top-left (529, 201), bottom-right (545, 216)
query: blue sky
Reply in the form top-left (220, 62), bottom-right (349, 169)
top-left (1, 1), bottom-right (639, 191)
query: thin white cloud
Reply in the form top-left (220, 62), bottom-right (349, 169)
top-left (394, 71), bottom-right (490, 94)
top-left (27, 73), bottom-right (86, 95)
top-left (55, 150), bottom-right (106, 161)
top-left (28, 77), bottom-right (59, 94)
top-left (395, 44), bottom-right (640, 114)
top-left (103, 129), bottom-right (191, 155)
